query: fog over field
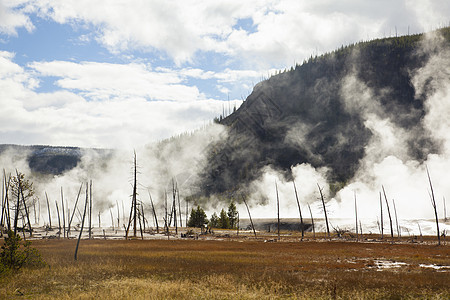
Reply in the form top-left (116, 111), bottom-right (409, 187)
top-left (1, 31), bottom-right (449, 238)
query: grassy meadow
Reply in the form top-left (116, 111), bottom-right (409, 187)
top-left (1, 233), bottom-right (449, 299)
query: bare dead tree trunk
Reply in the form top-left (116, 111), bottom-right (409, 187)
top-left (38, 197), bottom-right (41, 225)
top-left (74, 183), bottom-right (89, 261)
top-left (55, 200), bottom-right (61, 239)
top-left (177, 184), bottom-right (182, 228)
top-left (355, 192), bottom-right (358, 242)
top-left (68, 183), bottom-right (83, 237)
top-left (138, 208), bottom-right (144, 240)
top-left (308, 203), bottom-right (315, 238)
top-left (61, 187), bottom-right (65, 239)
top-left (132, 152), bottom-right (137, 238)
top-left (125, 199), bottom-right (133, 240)
top-left (164, 190), bottom-right (168, 234)
top-left (382, 186), bottom-right (394, 239)
top-left (33, 200), bottom-right (37, 225)
top-left (116, 200), bottom-right (120, 229)
top-left (4, 174), bottom-right (11, 232)
top-left (172, 179), bottom-right (177, 235)
top-left (444, 197), bottom-right (447, 222)
top-left (1, 171), bottom-right (5, 235)
top-left (417, 222), bottom-right (423, 239)
top-left (46, 192), bottom-right (52, 229)
top-left (237, 211), bottom-right (239, 236)
top-left (317, 184), bottom-right (330, 239)
top-left (89, 180), bottom-right (93, 240)
top-left (426, 167), bottom-right (440, 245)
top-left (276, 181), bottom-right (280, 240)
top-left (13, 174), bottom-right (20, 234)
top-left (98, 211), bottom-right (101, 228)
top-left (185, 197), bottom-right (189, 227)
top-left (241, 195), bottom-right (256, 238)
top-left (293, 181), bottom-right (304, 241)
top-left (148, 191), bottom-right (159, 233)
top-left (138, 202), bottom-right (144, 232)
top-left (359, 220), bottom-right (363, 237)
top-left (379, 192), bottom-right (383, 240)
top-left (17, 171), bottom-right (32, 236)
top-left (392, 199), bottom-right (400, 238)
top-left (2, 171), bottom-right (11, 233)
top-left (110, 208), bottom-right (114, 231)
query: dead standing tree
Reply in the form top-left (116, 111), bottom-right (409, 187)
top-left (382, 186), bottom-right (394, 239)
top-left (355, 192), bottom-right (358, 242)
top-left (293, 181), bottom-right (304, 241)
top-left (89, 180), bottom-right (93, 239)
top-left (379, 192), bottom-right (383, 239)
top-left (74, 183), bottom-right (89, 261)
top-left (241, 195), bottom-right (256, 238)
top-left (61, 187), bottom-right (66, 239)
top-left (45, 192), bottom-right (52, 230)
top-left (126, 151), bottom-right (138, 239)
top-left (308, 203), bottom-right (315, 238)
top-left (148, 191), bottom-right (159, 233)
top-left (1, 171), bottom-right (11, 233)
top-left (275, 181), bottom-right (280, 240)
top-left (426, 167), bottom-right (440, 245)
top-left (317, 184), bottom-right (330, 239)
top-left (68, 183), bottom-right (83, 237)
top-left (17, 170), bottom-right (33, 236)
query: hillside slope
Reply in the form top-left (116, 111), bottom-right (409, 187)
top-left (198, 27), bottom-right (450, 196)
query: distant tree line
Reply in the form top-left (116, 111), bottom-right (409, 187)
top-left (187, 202), bottom-right (238, 230)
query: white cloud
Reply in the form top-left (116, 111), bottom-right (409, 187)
top-left (0, 51), bottom-right (230, 148)
top-left (0, 0), bottom-right (34, 35)
top-left (22, 0), bottom-right (447, 68)
top-left (30, 60), bottom-right (201, 102)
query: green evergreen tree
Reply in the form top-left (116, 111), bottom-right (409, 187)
top-left (227, 202), bottom-right (238, 229)
top-left (209, 212), bottom-right (219, 228)
top-left (187, 206), bottom-right (208, 228)
top-left (218, 209), bottom-right (230, 229)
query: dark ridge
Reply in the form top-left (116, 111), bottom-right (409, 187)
top-left (197, 27), bottom-right (449, 197)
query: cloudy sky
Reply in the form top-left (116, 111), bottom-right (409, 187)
top-left (1, 0), bottom-right (449, 149)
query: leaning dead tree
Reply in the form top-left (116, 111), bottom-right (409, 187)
top-left (392, 199), bottom-right (400, 238)
top-left (177, 185), bottom-right (182, 228)
top-left (317, 184), bottom-right (330, 239)
top-left (74, 183), bottom-right (89, 261)
top-left (68, 183), bottom-right (83, 237)
top-left (426, 167), bottom-right (440, 245)
top-left (241, 195), bottom-right (256, 238)
top-left (292, 181), bottom-right (304, 240)
top-left (55, 200), bottom-right (61, 239)
top-left (382, 186), bottom-right (394, 239)
top-left (172, 179), bottom-right (177, 234)
top-left (148, 191), bottom-right (159, 233)
top-left (308, 203), bottom-right (315, 238)
top-left (45, 192), bottom-right (52, 229)
top-left (379, 192), bottom-right (383, 239)
top-left (1, 171), bottom-right (11, 233)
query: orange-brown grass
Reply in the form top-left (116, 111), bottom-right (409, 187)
top-left (1, 238), bottom-right (449, 299)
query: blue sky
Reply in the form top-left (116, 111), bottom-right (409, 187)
top-left (0, 0), bottom-right (448, 149)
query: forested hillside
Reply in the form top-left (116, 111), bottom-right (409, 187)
top-left (197, 27), bottom-right (450, 197)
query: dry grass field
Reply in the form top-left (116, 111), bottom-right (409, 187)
top-left (1, 234), bottom-right (449, 299)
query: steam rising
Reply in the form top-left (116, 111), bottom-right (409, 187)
top-left (1, 31), bottom-right (449, 236)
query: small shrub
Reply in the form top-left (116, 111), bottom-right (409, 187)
top-left (0, 230), bottom-right (46, 273)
